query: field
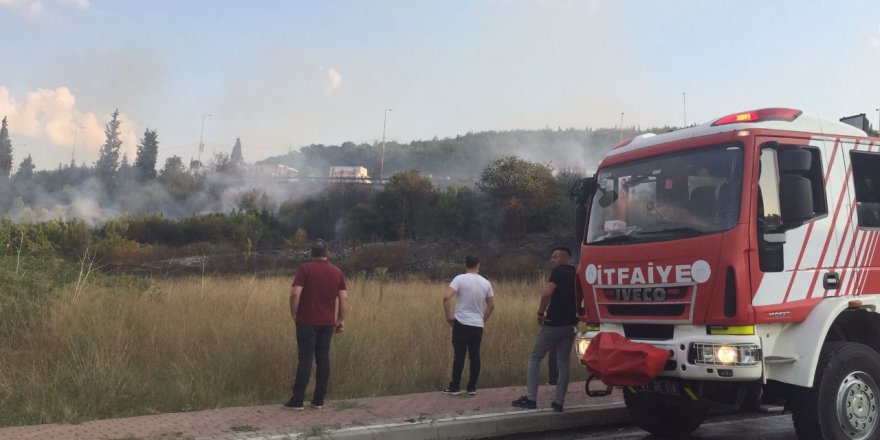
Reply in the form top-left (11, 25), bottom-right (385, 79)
top-left (0, 272), bottom-right (586, 427)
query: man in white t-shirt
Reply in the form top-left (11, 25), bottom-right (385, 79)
top-left (441, 255), bottom-right (495, 395)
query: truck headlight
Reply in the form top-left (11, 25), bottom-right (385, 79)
top-left (575, 336), bottom-right (591, 359)
top-left (692, 343), bottom-right (761, 366)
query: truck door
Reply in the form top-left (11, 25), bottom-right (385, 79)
top-left (752, 136), bottom-right (839, 306)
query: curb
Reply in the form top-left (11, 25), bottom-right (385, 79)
top-left (206, 402), bottom-right (630, 440)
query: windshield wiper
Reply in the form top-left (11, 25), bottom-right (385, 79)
top-left (591, 234), bottom-right (638, 244)
top-left (638, 226), bottom-right (703, 236)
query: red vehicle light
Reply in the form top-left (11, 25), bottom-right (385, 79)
top-left (712, 108), bottom-right (802, 126)
top-left (614, 137), bottom-right (635, 148)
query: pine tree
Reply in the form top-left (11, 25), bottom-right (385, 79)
top-left (95, 108), bottom-right (123, 187)
top-left (134, 128), bottom-right (159, 180)
top-left (231, 137), bottom-right (243, 163)
top-left (13, 155), bottom-right (35, 182)
top-left (0, 117), bottom-right (13, 180)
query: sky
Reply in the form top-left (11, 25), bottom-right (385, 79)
top-left (1, 0), bottom-right (880, 170)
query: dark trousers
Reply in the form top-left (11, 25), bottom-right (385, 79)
top-left (548, 344), bottom-right (558, 383)
top-left (449, 320), bottom-right (483, 391)
top-left (291, 324), bottom-right (335, 405)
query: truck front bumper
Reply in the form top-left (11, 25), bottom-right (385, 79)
top-left (576, 324), bottom-right (764, 382)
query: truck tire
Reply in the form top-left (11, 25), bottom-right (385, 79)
top-left (623, 387), bottom-right (708, 437)
top-left (792, 342), bottom-right (880, 440)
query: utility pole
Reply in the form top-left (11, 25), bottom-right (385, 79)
top-left (683, 92), bottom-right (688, 127)
top-left (619, 112), bottom-right (624, 141)
top-left (380, 108), bottom-right (392, 182)
top-left (71, 123), bottom-right (83, 167)
top-left (198, 114), bottom-right (212, 169)
top-left (875, 108), bottom-right (879, 136)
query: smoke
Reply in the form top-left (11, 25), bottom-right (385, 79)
top-left (3, 166), bottom-right (324, 227)
top-left (325, 67), bottom-right (342, 94)
top-left (1, 127), bottom-right (622, 227)
top-left (0, 86), bottom-right (140, 159)
top-left (0, 0), bottom-right (89, 18)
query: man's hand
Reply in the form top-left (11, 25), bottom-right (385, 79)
top-left (446, 317), bottom-right (454, 327)
top-left (335, 320), bottom-right (345, 333)
top-left (537, 314), bottom-right (546, 325)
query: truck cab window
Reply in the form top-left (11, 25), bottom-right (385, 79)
top-left (850, 151), bottom-right (880, 229)
top-left (586, 144), bottom-right (743, 245)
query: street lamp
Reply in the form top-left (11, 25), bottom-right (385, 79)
top-left (380, 108), bottom-right (392, 182)
top-left (198, 113), bottom-right (212, 167)
top-left (875, 108), bottom-right (879, 136)
top-left (71, 122), bottom-right (85, 167)
top-left (619, 112), bottom-right (624, 141)
top-left (683, 92), bottom-right (688, 127)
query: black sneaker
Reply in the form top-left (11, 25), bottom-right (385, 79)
top-left (511, 395), bottom-right (537, 409)
top-left (442, 387), bottom-right (461, 395)
top-left (283, 397), bottom-right (304, 411)
top-left (551, 401), bottom-right (564, 412)
top-left (548, 380), bottom-right (558, 386)
top-left (466, 389), bottom-right (477, 396)
top-left (310, 401), bottom-right (324, 409)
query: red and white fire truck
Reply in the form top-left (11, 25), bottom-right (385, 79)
top-left (571, 108), bottom-right (880, 439)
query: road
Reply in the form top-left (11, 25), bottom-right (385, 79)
top-left (494, 411), bottom-right (798, 440)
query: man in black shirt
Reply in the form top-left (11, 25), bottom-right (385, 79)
top-left (512, 246), bottom-right (577, 412)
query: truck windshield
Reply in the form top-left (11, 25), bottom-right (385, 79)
top-left (586, 144), bottom-right (743, 245)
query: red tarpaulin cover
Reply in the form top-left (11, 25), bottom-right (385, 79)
top-left (582, 331), bottom-right (671, 386)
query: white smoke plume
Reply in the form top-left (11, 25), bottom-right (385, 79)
top-left (325, 67), bottom-right (342, 94)
top-left (0, 86), bottom-right (140, 159)
top-left (0, 0), bottom-right (89, 18)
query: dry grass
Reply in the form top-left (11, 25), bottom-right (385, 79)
top-left (0, 274), bottom-right (585, 426)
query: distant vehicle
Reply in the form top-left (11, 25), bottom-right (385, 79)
top-left (571, 108), bottom-right (880, 439)
top-left (243, 163), bottom-right (299, 178)
top-left (329, 166), bottom-right (371, 183)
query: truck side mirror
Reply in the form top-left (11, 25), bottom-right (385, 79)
top-left (570, 177), bottom-right (597, 204)
top-left (570, 177), bottom-right (597, 243)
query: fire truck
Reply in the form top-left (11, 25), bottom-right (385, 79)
top-left (570, 108), bottom-right (880, 439)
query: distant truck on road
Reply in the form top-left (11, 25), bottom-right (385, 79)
top-left (571, 108), bottom-right (880, 440)
top-left (328, 166), bottom-right (370, 182)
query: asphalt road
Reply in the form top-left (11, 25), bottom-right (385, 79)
top-left (494, 411), bottom-right (798, 440)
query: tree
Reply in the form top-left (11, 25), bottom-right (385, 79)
top-left (424, 186), bottom-right (479, 238)
top-left (231, 138), bottom-right (243, 163)
top-left (0, 117), bottom-right (12, 180)
top-left (378, 170), bottom-right (435, 240)
top-left (211, 152), bottom-right (235, 174)
top-left (477, 156), bottom-right (556, 238)
top-left (13, 155), bottom-right (35, 182)
top-left (95, 108), bottom-right (123, 187)
top-left (134, 128), bottom-right (159, 180)
top-left (159, 155), bottom-right (200, 198)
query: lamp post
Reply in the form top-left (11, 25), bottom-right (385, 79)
top-left (198, 113), bottom-right (212, 167)
top-left (71, 122), bottom-right (84, 167)
top-left (380, 108), bottom-right (392, 182)
top-left (683, 92), bottom-right (688, 127)
top-left (875, 108), bottom-right (879, 136)
top-left (619, 112), bottom-right (624, 141)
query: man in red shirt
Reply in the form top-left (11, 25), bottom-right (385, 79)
top-left (283, 239), bottom-right (349, 410)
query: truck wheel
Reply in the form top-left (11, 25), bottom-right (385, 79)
top-left (792, 342), bottom-right (880, 440)
top-left (623, 387), bottom-right (708, 437)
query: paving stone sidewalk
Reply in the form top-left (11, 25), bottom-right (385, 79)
top-left (0, 384), bottom-right (626, 440)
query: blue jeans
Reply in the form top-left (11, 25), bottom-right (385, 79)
top-left (291, 324), bottom-right (335, 405)
top-left (526, 325), bottom-right (575, 404)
